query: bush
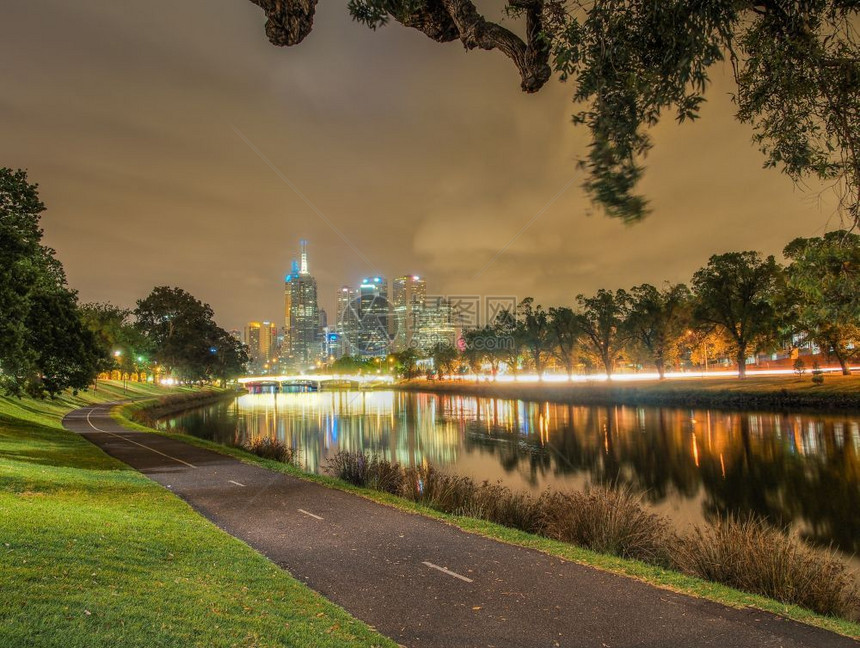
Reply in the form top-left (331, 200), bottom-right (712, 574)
top-left (402, 465), bottom-right (478, 513)
top-left (240, 437), bottom-right (295, 464)
top-left (811, 361), bottom-right (825, 384)
top-left (325, 451), bottom-right (370, 486)
top-left (793, 358), bottom-right (806, 376)
top-left (325, 451), bottom-right (403, 494)
top-left (538, 486), bottom-right (672, 565)
top-left (674, 517), bottom-right (858, 618)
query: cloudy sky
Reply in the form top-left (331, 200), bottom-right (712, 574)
top-left (1, 0), bottom-right (843, 330)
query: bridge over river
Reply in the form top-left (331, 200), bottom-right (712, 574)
top-left (237, 374), bottom-right (395, 393)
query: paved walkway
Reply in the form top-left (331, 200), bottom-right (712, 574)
top-left (63, 404), bottom-right (857, 648)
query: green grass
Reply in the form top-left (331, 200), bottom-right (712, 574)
top-left (0, 383), bottom-right (395, 648)
top-left (116, 397), bottom-right (860, 639)
top-left (399, 375), bottom-right (860, 411)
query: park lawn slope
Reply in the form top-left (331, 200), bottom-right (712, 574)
top-left (0, 384), bottom-right (394, 648)
top-left (397, 374), bottom-right (860, 411)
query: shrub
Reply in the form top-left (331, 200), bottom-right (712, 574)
top-left (674, 517), bottom-right (858, 618)
top-left (793, 358), bottom-right (806, 376)
top-left (402, 465), bottom-right (478, 513)
top-left (325, 451), bottom-right (403, 494)
top-left (325, 451), bottom-right (370, 486)
top-left (811, 361), bottom-right (825, 384)
top-left (538, 486), bottom-right (672, 566)
top-left (240, 436), bottom-right (296, 464)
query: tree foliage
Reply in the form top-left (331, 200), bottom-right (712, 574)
top-left (783, 230), bottom-right (859, 374)
top-left (517, 298), bottom-right (552, 379)
top-left (573, 288), bottom-right (631, 376)
top-left (691, 251), bottom-right (782, 378)
top-left (244, 0), bottom-right (860, 225)
top-left (0, 168), bottom-right (103, 397)
top-left (625, 283), bottom-right (691, 379)
top-left (134, 286), bottom-right (248, 383)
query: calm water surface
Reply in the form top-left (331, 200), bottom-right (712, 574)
top-left (159, 390), bottom-right (860, 557)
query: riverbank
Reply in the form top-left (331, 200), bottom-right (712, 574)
top-left (127, 385), bottom-right (241, 422)
top-left (396, 375), bottom-right (860, 411)
top-left (114, 395), bottom-right (860, 638)
top-left (0, 382), bottom-right (393, 648)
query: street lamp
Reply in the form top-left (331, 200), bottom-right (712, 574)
top-left (114, 350), bottom-right (127, 394)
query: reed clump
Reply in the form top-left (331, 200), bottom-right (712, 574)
top-left (673, 516), bottom-right (858, 618)
top-left (240, 437), bottom-right (296, 464)
top-left (537, 487), bottom-right (672, 565)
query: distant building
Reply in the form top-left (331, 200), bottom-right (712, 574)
top-left (336, 276), bottom-right (391, 359)
top-left (392, 275), bottom-right (426, 351)
top-left (244, 321), bottom-right (277, 372)
top-left (284, 240), bottom-right (321, 370)
top-left (414, 297), bottom-right (464, 352)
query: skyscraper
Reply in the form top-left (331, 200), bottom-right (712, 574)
top-left (392, 275), bottom-right (426, 351)
top-left (283, 240), bottom-right (321, 369)
top-left (244, 321), bottom-right (277, 373)
top-left (338, 276), bottom-right (391, 358)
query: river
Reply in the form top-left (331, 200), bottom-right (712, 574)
top-left (157, 390), bottom-right (860, 558)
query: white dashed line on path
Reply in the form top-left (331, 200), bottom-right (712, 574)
top-left (85, 408), bottom-right (197, 469)
top-left (298, 509), bottom-right (323, 520)
top-left (422, 561), bottom-right (474, 583)
top-left (229, 480), bottom-right (246, 487)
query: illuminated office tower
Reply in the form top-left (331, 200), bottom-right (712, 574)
top-left (244, 321), bottom-right (277, 372)
top-left (283, 240), bottom-right (321, 369)
top-left (392, 275), bottom-right (426, 351)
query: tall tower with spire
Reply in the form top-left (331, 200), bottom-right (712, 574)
top-left (283, 240), bottom-right (320, 370)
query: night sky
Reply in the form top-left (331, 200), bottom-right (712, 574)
top-left (1, 0), bottom-right (842, 331)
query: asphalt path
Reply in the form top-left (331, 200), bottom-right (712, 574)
top-left (63, 403), bottom-right (857, 648)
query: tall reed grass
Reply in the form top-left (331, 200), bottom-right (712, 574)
top-left (239, 437), bottom-right (296, 464)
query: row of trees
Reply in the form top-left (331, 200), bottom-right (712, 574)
top-left (435, 234), bottom-right (857, 380)
top-left (0, 169), bottom-right (247, 397)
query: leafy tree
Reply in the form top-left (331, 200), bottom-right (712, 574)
top-left (625, 283), bottom-right (691, 379)
top-left (390, 348), bottom-right (419, 378)
top-left (330, 354), bottom-right (379, 375)
top-left (0, 168), bottom-right (103, 397)
top-left (244, 1), bottom-right (860, 225)
top-left (517, 298), bottom-right (551, 379)
top-left (683, 327), bottom-right (732, 371)
top-left (80, 302), bottom-right (155, 381)
top-left (573, 288), bottom-right (631, 377)
top-left (691, 251), bottom-right (782, 378)
top-left (429, 341), bottom-right (458, 378)
top-left (462, 326), bottom-right (505, 380)
top-left (493, 309), bottom-right (523, 376)
top-left (134, 286), bottom-right (242, 383)
top-left (548, 306), bottom-right (580, 378)
top-left (208, 330), bottom-right (251, 387)
top-left (783, 230), bottom-right (859, 375)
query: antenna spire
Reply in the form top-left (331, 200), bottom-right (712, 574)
top-left (300, 239), bottom-right (308, 275)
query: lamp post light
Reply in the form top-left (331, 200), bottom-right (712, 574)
top-left (114, 350), bottom-right (127, 394)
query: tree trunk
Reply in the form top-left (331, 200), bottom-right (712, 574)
top-left (656, 358), bottom-right (666, 380)
top-left (834, 350), bottom-right (851, 376)
top-left (602, 351), bottom-right (613, 378)
top-left (736, 345), bottom-right (748, 379)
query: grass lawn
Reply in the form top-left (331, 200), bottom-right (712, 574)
top-left (117, 396), bottom-right (860, 639)
top-left (0, 382), bottom-right (394, 648)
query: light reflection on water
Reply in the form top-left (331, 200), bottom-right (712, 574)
top-left (159, 390), bottom-right (860, 557)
